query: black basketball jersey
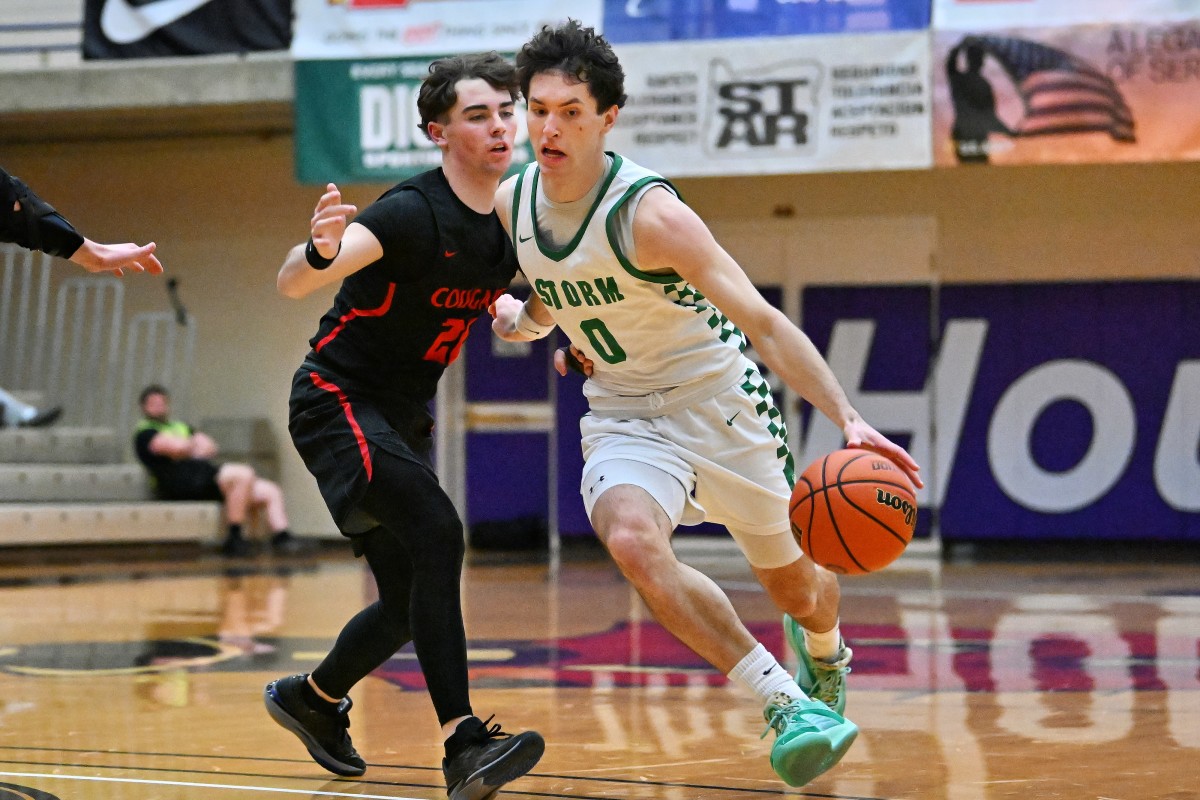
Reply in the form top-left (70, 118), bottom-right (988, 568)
top-left (302, 168), bottom-right (518, 406)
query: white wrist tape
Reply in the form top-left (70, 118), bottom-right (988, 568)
top-left (515, 303), bottom-right (556, 340)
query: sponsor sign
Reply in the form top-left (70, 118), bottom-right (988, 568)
top-left (799, 282), bottom-right (1200, 541)
top-left (83, 0), bottom-right (291, 58)
top-left (291, 0), bottom-right (594, 181)
top-left (606, 32), bottom-right (933, 177)
top-left (931, 8), bottom-right (1200, 165)
top-left (604, 0), bottom-right (931, 43)
top-left (934, 0), bottom-right (1200, 29)
top-left (292, 0), bottom-right (601, 58)
top-left (293, 56), bottom-right (534, 183)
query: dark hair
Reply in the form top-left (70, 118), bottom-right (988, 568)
top-left (417, 51), bottom-right (519, 140)
top-left (139, 384), bottom-right (168, 405)
top-left (517, 19), bottom-right (627, 112)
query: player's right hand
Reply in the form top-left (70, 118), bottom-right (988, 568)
top-left (310, 183), bottom-right (357, 259)
top-left (490, 293), bottom-right (526, 341)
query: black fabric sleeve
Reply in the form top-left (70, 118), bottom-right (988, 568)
top-left (0, 167), bottom-right (85, 258)
top-left (352, 188), bottom-right (438, 283)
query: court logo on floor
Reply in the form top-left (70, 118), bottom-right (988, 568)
top-left (0, 783), bottom-right (62, 800)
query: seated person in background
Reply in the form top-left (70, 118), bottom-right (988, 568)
top-left (0, 386), bottom-right (61, 428)
top-left (133, 384), bottom-right (302, 557)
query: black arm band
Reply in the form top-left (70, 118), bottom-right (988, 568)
top-left (305, 238), bottom-right (339, 270)
top-left (37, 213), bottom-right (85, 259)
top-left (0, 171), bottom-right (85, 258)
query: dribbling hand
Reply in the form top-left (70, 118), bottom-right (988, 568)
top-left (843, 421), bottom-right (924, 490)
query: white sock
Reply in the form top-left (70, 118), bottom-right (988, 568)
top-left (727, 643), bottom-right (805, 707)
top-left (803, 621), bottom-right (842, 662)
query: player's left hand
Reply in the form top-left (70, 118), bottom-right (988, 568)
top-left (844, 421), bottom-right (924, 489)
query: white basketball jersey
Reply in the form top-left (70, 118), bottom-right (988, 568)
top-left (510, 153), bottom-right (754, 400)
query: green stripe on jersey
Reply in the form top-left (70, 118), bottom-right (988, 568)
top-left (741, 368), bottom-right (795, 488)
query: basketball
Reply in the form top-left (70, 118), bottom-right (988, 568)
top-left (790, 448), bottom-right (917, 575)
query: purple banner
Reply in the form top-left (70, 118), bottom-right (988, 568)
top-left (604, 0), bottom-right (931, 43)
top-left (802, 281), bottom-right (1200, 542)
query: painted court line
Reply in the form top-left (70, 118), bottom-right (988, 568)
top-left (0, 771), bottom-right (422, 800)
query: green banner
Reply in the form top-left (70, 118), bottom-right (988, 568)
top-left (294, 57), bottom-right (532, 184)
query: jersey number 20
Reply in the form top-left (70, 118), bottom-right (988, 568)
top-left (425, 318), bottom-right (476, 366)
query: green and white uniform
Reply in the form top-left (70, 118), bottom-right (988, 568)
top-left (508, 153), bottom-right (799, 568)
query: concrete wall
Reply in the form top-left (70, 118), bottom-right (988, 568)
top-left (5, 135), bottom-right (1198, 534)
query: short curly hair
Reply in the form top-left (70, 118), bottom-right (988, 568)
top-left (417, 51), bottom-right (520, 140)
top-left (516, 19), bottom-right (627, 112)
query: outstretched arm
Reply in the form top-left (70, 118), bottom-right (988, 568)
top-left (2, 167), bottom-right (163, 276)
top-left (633, 189), bottom-right (923, 488)
top-left (69, 238), bottom-right (163, 276)
top-left (278, 183), bottom-right (381, 299)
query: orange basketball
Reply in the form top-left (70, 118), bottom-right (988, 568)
top-left (789, 449), bottom-right (917, 575)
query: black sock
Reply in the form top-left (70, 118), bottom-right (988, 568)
top-left (225, 523), bottom-right (244, 541)
top-left (444, 717), bottom-right (484, 761)
top-left (299, 675), bottom-right (341, 715)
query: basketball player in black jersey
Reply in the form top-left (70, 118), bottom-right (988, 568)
top-left (263, 53), bottom-right (544, 800)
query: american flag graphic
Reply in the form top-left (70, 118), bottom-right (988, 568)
top-left (970, 35), bottom-right (1135, 143)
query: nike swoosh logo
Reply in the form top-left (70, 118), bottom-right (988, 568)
top-left (726, 411), bottom-right (741, 426)
top-left (518, 234), bottom-right (533, 243)
top-left (101, 0), bottom-right (217, 45)
top-left (444, 250), bottom-right (458, 258)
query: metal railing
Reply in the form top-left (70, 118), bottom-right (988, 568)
top-left (1, 243), bottom-right (195, 435)
top-left (45, 275), bottom-right (125, 426)
top-left (0, 246), bottom-right (53, 389)
top-left (0, 2), bottom-right (84, 70)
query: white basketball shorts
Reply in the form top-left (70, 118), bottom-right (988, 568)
top-left (579, 374), bottom-right (802, 569)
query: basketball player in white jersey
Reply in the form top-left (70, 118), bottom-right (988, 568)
top-left (490, 20), bottom-right (923, 788)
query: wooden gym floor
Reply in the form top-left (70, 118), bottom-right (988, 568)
top-left (0, 539), bottom-right (1196, 800)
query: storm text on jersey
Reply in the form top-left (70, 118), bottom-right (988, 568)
top-left (533, 276), bottom-right (625, 310)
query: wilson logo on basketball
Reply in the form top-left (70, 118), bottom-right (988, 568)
top-left (876, 489), bottom-right (916, 526)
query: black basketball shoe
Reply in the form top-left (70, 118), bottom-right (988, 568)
top-left (442, 716), bottom-right (544, 800)
top-left (264, 674), bottom-right (366, 776)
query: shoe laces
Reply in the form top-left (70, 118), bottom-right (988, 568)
top-left (473, 715), bottom-right (511, 742)
top-left (808, 646), bottom-right (853, 708)
top-left (760, 699), bottom-right (844, 740)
